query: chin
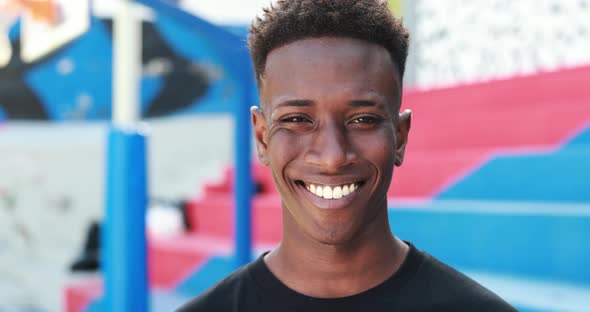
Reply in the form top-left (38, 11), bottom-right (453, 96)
top-left (311, 225), bottom-right (359, 246)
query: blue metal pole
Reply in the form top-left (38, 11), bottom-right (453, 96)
top-left (103, 0), bottom-right (146, 309)
top-left (103, 127), bottom-right (149, 312)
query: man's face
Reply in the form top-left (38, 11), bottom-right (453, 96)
top-left (252, 37), bottom-right (410, 245)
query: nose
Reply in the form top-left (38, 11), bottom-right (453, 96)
top-left (304, 120), bottom-right (357, 171)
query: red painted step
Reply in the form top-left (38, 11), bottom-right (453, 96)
top-left (186, 193), bottom-right (282, 244)
top-left (401, 68), bottom-right (590, 151)
top-left (389, 148), bottom-right (489, 198)
top-left (392, 65), bottom-right (590, 198)
top-left (202, 165), bottom-right (277, 195)
top-left (64, 278), bottom-right (102, 312)
top-left (149, 233), bottom-right (233, 288)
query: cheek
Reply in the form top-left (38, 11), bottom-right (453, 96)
top-left (267, 130), bottom-right (307, 166)
top-left (352, 130), bottom-right (396, 167)
top-left (267, 131), bottom-right (311, 198)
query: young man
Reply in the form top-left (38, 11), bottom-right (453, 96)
top-left (179, 1), bottom-right (516, 311)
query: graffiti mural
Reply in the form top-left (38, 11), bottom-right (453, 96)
top-left (0, 0), bottom-right (233, 121)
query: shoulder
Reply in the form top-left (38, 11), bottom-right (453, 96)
top-left (175, 263), bottom-right (252, 312)
top-left (411, 249), bottom-right (517, 311)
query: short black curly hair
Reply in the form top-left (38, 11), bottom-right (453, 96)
top-left (248, 0), bottom-right (409, 88)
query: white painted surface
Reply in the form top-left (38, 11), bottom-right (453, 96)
top-left (112, 0), bottom-right (142, 126)
top-left (21, 0), bottom-right (90, 63)
top-left (414, 0), bottom-right (590, 88)
top-left (0, 116), bottom-right (232, 311)
top-left (178, 0), bottom-right (273, 24)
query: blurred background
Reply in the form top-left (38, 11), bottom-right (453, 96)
top-left (0, 0), bottom-right (589, 311)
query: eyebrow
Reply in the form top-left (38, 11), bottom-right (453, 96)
top-left (275, 99), bottom-right (314, 108)
top-left (273, 99), bottom-right (383, 108)
top-left (349, 100), bottom-right (377, 107)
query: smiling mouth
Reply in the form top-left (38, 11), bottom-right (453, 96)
top-left (295, 180), bottom-right (364, 200)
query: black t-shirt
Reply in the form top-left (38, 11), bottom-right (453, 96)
top-left (177, 243), bottom-right (517, 312)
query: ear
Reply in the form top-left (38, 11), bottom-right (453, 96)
top-left (251, 106), bottom-right (270, 166)
top-left (394, 109), bottom-right (412, 167)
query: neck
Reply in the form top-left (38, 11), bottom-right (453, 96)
top-left (264, 205), bottom-right (408, 298)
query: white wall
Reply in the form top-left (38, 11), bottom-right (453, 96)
top-left (413, 0), bottom-right (590, 87)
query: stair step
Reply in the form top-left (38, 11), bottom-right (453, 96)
top-left (439, 147), bottom-right (590, 202)
top-left (64, 277), bottom-right (102, 312)
top-left (186, 193), bottom-right (282, 243)
top-left (390, 200), bottom-right (590, 285)
top-left (202, 164), bottom-right (277, 195)
top-left (149, 234), bottom-right (233, 288)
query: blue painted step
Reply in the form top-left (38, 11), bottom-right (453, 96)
top-left (390, 201), bottom-right (590, 286)
top-left (439, 127), bottom-right (590, 203)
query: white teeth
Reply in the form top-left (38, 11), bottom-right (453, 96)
top-left (315, 185), bottom-right (323, 197)
top-left (305, 183), bottom-right (359, 200)
top-left (323, 186), bottom-right (333, 199)
top-left (333, 186), bottom-right (343, 199)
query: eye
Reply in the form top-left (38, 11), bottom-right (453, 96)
top-left (280, 115), bottom-right (311, 123)
top-left (349, 115), bottom-right (383, 125)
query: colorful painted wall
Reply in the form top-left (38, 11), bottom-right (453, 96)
top-left (0, 4), bottom-right (245, 121)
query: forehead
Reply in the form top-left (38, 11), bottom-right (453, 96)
top-left (261, 37), bottom-right (400, 110)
